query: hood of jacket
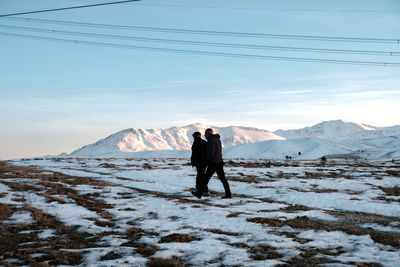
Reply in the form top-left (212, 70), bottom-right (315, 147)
top-left (208, 134), bottom-right (220, 140)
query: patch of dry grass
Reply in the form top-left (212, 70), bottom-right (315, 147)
top-left (147, 256), bottom-right (186, 267)
top-left (40, 193), bottom-right (67, 204)
top-left (0, 161), bottom-right (42, 180)
top-left (98, 163), bottom-right (116, 169)
top-left (379, 186), bottom-right (400, 196)
top-left (0, 181), bottom-right (37, 192)
top-left (386, 170), bottom-right (400, 177)
top-left (39, 181), bottom-right (115, 221)
top-left (228, 174), bottom-right (260, 184)
top-left (0, 203), bottom-right (13, 220)
top-left (100, 251), bottom-right (123, 261)
top-left (205, 228), bottom-right (240, 236)
top-left (142, 163), bottom-right (153, 169)
top-left (225, 160), bottom-right (275, 168)
top-left (120, 227), bottom-right (160, 257)
top-left (225, 212), bottom-right (244, 218)
top-left (158, 233), bottom-right (201, 243)
top-left (282, 248), bottom-right (348, 266)
top-left (279, 204), bottom-right (311, 212)
top-left (248, 215), bottom-right (400, 248)
top-left (248, 243), bottom-right (283, 260)
top-left (0, 205), bottom-right (87, 266)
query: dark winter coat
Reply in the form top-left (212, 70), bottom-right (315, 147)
top-left (191, 137), bottom-right (208, 166)
top-left (206, 134), bottom-right (223, 163)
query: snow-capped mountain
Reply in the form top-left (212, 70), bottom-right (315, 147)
top-left (223, 135), bottom-right (400, 160)
top-left (274, 119), bottom-right (400, 141)
top-left (223, 137), bottom-right (354, 159)
top-left (70, 123), bottom-right (283, 157)
top-left (338, 135), bottom-right (400, 159)
top-left (67, 120), bottom-right (400, 159)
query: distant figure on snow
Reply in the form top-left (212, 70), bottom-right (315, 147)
top-left (320, 156), bottom-right (327, 167)
top-left (190, 131), bottom-right (209, 196)
top-left (192, 128), bottom-right (232, 199)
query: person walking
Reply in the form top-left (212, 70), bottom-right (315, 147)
top-left (320, 156), bottom-right (327, 167)
top-left (192, 128), bottom-right (232, 199)
top-left (190, 131), bottom-right (209, 196)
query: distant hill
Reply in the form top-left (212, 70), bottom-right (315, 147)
top-left (274, 119), bottom-right (400, 141)
top-left (224, 135), bottom-right (400, 160)
top-left (223, 137), bottom-right (354, 159)
top-left (67, 120), bottom-right (400, 159)
top-left (70, 123), bottom-right (283, 157)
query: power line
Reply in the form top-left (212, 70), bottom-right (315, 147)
top-left (134, 3), bottom-right (400, 13)
top-left (0, 0), bottom-right (140, 18)
top-left (2, 17), bottom-right (399, 44)
top-left (1, 31), bottom-right (399, 67)
top-left (1, 24), bottom-right (399, 57)
top-left (53, 0), bottom-right (400, 13)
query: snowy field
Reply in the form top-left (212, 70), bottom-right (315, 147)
top-left (1, 158), bottom-right (400, 266)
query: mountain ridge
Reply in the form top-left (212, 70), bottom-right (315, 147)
top-left (71, 124), bottom-right (283, 157)
top-left (68, 120), bottom-right (400, 159)
top-left (274, 119), bottom-right (400, 140)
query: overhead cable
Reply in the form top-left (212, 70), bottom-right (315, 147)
top-left (0, 24), bottom-right (398, 56)
top-left (1, 17), bottom-right (399, 44)
top-left (0, 0), bottom-right (140, 17)
top-left (1, 31), bottom-right (399, 67)
top-left (134, 3), bottom-right (400, 13)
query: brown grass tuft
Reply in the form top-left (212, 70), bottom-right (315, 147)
top-left (226, 212), bottom-right (243, 218)
top-left (386, 170), bottom-right (400, 177)
top-left (143, 163), bottom-right (153, 169)
top-left (159, 233), bottom-right (200, 243)
top-left (99, 163), bottom-right (116, 169)
top-left (248, 215), bottom-right (400, 248)
top-left (46, 250), bottom-right (83, 265)
top-left (205, 228), bottom-right (240, 236)
top-left (248, 244), bottom-right (283, 260)
top-left (279, 204), bottom-right (311, 212)
top-left (147, 256), bottom-right (186, 267)
top-left (379, 186), bottom-right (400, 196)
top-left (0, 203), bottom-right (13, 220)
top-left (100, 251), bottom-right (123, 261)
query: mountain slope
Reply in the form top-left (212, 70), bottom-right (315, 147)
top-left (274, 119), bottom-right (400, 141)
top-left (68, 135), bottom-right (400, 160)
top-left (339, 135), bottom-right (400, 159)
top-left (67, 120), bottom-right (400, 159)
top-left (223, 135), bottom-right (400, 160)
top-left (223, 137), bottom-right (354, 159)
top-left (70, 123), bottom-right (283, 157)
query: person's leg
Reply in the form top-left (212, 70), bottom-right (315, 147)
top-left (197, 164), bottom-right (209, 193)
top-left (201, 165), bottom-right (209, 193)
top-left (215, 163), bottom-right (231, 197)
top-left (195, 165), bottom-right (204, 191)
top-left (199, 163), bottom-right (216, 194)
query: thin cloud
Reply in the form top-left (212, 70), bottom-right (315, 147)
top-left (276, 90), bottom-right (314, 95)
top-left (335, 90), bottom-right (400, 98)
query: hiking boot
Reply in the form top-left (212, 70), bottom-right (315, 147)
top-left (191, 191), bottom-right (202, 199)
top-left (222, 194), bottom-right (232, 199)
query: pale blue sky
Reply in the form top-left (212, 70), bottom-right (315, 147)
top-left (1, 0), bottom-right (400, 159)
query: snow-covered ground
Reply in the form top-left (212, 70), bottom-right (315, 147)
top-left (1, 158), bottom-right (400, 266)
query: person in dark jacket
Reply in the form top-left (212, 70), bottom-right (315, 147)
top-left (192, 128), bottom-right (232, 199)
top-left (191, 131), bottom-right (209, 195)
